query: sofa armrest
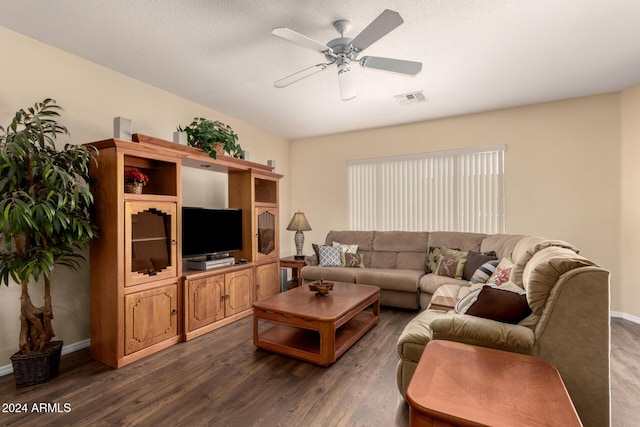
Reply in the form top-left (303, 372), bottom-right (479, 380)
top-left (431, 314), bottom-right (535, 354)
top-left (305, 254), bottom-right (318, 266)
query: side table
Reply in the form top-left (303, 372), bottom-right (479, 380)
top-left (279, 256), bottom-right (307, 288)
top-left (406, 340), bottom-right (582, 427)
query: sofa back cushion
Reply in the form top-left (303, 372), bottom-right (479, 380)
top-left (522, 246), bottom-right (596, 315)
top-left (371, 231), bottom-right (429, 270)
top-left (427, 231), bottom-right (486, 252)
top-left (480, 234), bottom-right (526, 260)
top-left (510, 237), bottom-right (580, 287)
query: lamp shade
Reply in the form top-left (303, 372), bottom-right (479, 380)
top-left (287, 211), bottom-right (312, 231)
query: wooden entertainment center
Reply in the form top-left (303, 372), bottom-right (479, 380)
top-left (88, 134), bottom-right (282, 368)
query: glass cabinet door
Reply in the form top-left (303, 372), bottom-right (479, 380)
top-left (125, 201), bottom-right (177, 286)
top-left (255, 207), bottom-right (278, 261)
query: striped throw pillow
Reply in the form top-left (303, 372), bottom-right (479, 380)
top-left (470, 260), bottom-right (500, 284)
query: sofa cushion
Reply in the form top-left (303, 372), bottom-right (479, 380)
top-left (325, 230), bottom-right (374, 250)
top-left (510, 238), bottom-right (580, 287)
top-left (368, 231), bottom-right (429, 270)
top-left (480, 234), bottom-right (526, 260)
top-left (355, 268), bottom-right (423, 293)
top-left (427, 231), bottom-right (486, 252)
top-left (396, 309), bottom-right (444, 361)
top-left (522, 246), bottom-right (596, 315)
top-left (419, 273), bottom-right (469, 294)
top-left (300, 265), bottom-right (357, 283)
top-left (373, 230), bottom-right (429, 252)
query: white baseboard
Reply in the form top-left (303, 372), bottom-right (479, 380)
top-left (0, 339), bottom-right (90, 378)
top-left (610, 311), bottom-right (640, 324)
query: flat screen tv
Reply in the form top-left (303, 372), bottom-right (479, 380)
top-left (182, 207), bottom-right (242, 258)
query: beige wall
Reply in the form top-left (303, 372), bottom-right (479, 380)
top-left (620, 84), bottom-right (640, 319)
top-left (0, 27), bottom-right (291, 365)
top-left (291, 93), bottom-right (625, 313)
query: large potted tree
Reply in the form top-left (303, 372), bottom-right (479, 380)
top-left (0, 98), bottom-right (96, 386)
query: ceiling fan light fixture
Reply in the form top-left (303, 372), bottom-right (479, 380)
top-left (272, 9), bottom-right (422, 101)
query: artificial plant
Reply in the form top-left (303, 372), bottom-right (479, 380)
top-left (0, 98), bottom-right (96, 354)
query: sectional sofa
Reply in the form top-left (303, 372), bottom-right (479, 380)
top-left (301, 230), bottom-right (610, 427)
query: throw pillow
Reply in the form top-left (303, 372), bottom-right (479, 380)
top-left (454, 287), bottom-right (482, 313)
top-left (464, 285), bottom-right (532, 324)
top-left (341, 252), bottom-right (364, 268)
top-left (318, 245), bottom-right (341, 267)
top-left (332, 241), bottom-right (359, 254)
top-left (431, 248), bottom-right (467, 279)
top-left (469, 259), bottom-right (500, 284)
top-left (435, 256), bottom-right (467, 279)
top-left (462, 251), bottom-right (497, 281)
top-left (486, 257), bottom-right (514, 286)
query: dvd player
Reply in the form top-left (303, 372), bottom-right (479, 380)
top-left (187, 257), bottom-right (236, 271)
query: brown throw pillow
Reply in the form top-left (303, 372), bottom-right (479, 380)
top-left (465, 286), bottom-right (532, 324)
top-left (462, 250), bottom-right (497, 281)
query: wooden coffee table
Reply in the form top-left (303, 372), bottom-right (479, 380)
top-left (253, 282), bottom-right (380, 366)
top-left (407, 340), bottom-right (582, 427)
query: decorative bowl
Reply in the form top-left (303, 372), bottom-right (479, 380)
top-left (308, 280), bottom-right (333, 296)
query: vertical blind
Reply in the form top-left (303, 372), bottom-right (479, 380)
top-left (347, 145), bottom-right (506, 233)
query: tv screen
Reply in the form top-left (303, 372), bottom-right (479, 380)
top-left (182, 207), bottom-right (242, 258)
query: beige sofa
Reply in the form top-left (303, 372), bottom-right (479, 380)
top-left (302, 230), bottom-right (610, 427)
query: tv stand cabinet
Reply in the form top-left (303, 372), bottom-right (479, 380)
top-left (88, 135), bottom-right (282, 368)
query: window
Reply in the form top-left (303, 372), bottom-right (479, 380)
top-left (347, 145), bottom-right (505, 233)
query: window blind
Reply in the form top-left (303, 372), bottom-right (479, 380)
top-left (347, 145), bottom-right (505, 233)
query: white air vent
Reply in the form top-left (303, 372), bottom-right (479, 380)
top-left (394, 91), bottom-right (426, 105)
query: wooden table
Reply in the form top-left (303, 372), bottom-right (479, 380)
top-left (406, 340), bottom-right (582, 427)
top-left (279, 256), bottom-right (307, 288)
top-left (253, 282), bottom-right (380, 366)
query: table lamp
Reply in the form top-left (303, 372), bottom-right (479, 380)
top-left (287, 211), bottom-right (312, 260)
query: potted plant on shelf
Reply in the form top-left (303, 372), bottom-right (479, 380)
top-left (124, 167), bottom-right (149, 194)
top-left (0, 98), bottom-right (97, 387)
top-left (177, 117), bottom-right (243, 159)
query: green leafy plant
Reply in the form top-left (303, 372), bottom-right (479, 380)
top-left (0, 98), bottom-right (97, 355)
top-left (177, 117), bottom-right (243, 159)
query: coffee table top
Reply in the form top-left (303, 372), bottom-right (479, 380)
top-left (253, 282), bottom-right (379, 322)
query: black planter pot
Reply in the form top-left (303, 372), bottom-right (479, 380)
top-left (10, 340), bottom-right (63, 387)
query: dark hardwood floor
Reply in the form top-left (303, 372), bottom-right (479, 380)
top-left (0, 313), bottom-right (638, 426)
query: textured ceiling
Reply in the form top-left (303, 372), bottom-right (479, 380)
top-left (1, 0), bottom-right (640, 139)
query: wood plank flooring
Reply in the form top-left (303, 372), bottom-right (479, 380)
top-left (0, 312), bottom-right (638, 426)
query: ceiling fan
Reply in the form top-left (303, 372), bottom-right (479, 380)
top-left (272, 9), bottom-right (422, 101)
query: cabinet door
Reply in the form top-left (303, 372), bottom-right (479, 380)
top-left (125, 201), bottom-right (178, 287)
top-left (125, 284), bottom-right (178, 355)
top-left (255, 207), bottom-right (278, 261)
top-left (225, 268), bottom-right (253, 316)
top-left (186, 274), bottom-right (225, 332)
top-left (255, 262), bottom-right (280, 301)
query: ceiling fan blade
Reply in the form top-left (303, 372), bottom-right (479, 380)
top-left (360, 56), bottom-right (422, 75)
top-left (350, 9), bottom-right (404, 52)
top-left (338, 66), bottom-right (356, 101)
top-left (274, 63), bottom-right (329, 88)
top-left (272, 27), bottom-right (333, 54)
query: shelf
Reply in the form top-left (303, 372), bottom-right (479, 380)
top-left (257, 311), bottom-right (376, 357)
